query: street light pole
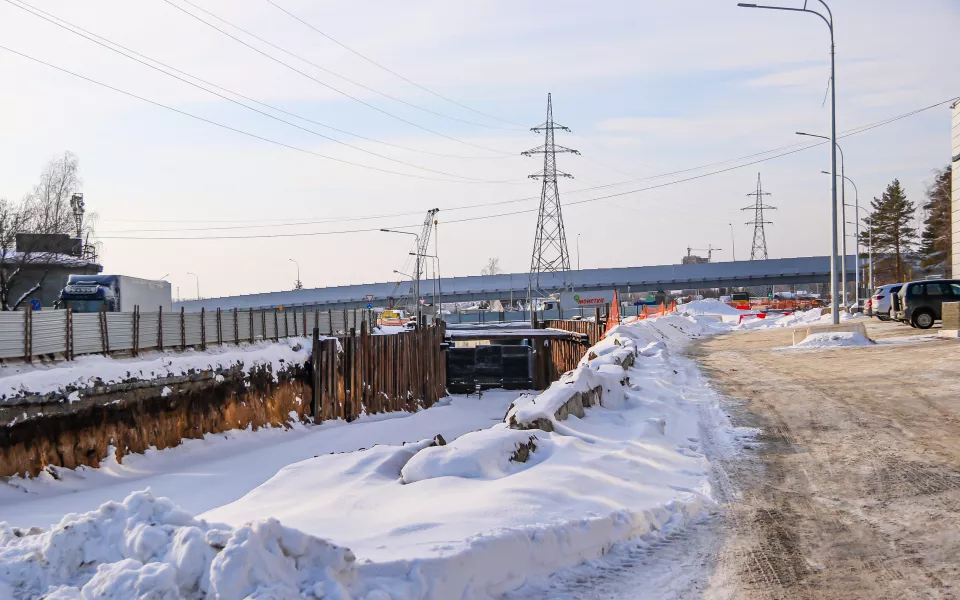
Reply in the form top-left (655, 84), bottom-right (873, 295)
top-left (576, 233), bottom-right (581, 271)
top-left (729, 223), bottom-right (736, 261)
top-left (823, 170), bottom-right (861, 307)
top-left (186, 272), bottom-right (199, 300)
top-left (740, 0), bottom-right (839, 323)
top-left (288, 258), bottom-right (301, 289)
top-left (800, 131), bottom-right (846, 308)
top-left (381, 229), bottom-right (420, 324)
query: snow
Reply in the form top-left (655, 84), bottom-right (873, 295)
top-left (0, 391), bottom-right (520, 529)
top-left (0, 338), bottom-right (315, 406)
top-left (736, 307), bottom-right (869, 330)
top-left (789, 331), bottom-right (874, 349)
top-left (1, 314), bottom-right (736, 599)
top-left (677, 299), bottom-right (744, 320)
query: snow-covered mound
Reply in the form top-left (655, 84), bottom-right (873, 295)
top-left (0, 490), bottom-right (356, 600)
top-left (0, 338), bottom-right (313, 404)
top-left (677, 299), bottom-right (744, 317)
top-left (791, 331), bottom-right (874, 349)
top-left (400, 427), bottom-right (545, 483)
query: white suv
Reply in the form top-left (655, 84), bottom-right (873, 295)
top-left (870, 284), bottom-right (902, 320)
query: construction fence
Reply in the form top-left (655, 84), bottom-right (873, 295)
top-left (310, 322), bottom-right (446, 422)
top-left (0, 307), bottom-right (374, 362)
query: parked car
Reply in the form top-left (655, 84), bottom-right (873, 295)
top-left (895, 279), bottom-right (960, 329)
top-left (870, 284), bottom-right (902, 321)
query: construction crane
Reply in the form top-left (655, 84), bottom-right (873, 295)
top-left (685, 245), bottom-right (722, 264)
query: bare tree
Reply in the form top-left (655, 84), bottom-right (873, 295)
top-left (0, 152), bottom-right (94, 310)
top-left (480, 257), bottom-right (502, 276)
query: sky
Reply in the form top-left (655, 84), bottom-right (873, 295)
top-left (0, 0), bottom-right (957, 300)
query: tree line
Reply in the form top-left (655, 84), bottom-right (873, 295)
top-left (859, 164), bottom-right (952, 286)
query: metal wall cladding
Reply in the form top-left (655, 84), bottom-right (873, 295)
top-left (0, 313), bottom-right (25, 359)
top-left (106, 313), bottom-right (135, 351)
top-left (31, 311), bottom-right (68, 356)
top-left (73, 313), bottom-right (104, 355)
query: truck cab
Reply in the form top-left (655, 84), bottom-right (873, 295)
top-left (56, 275), bottom-right (119, 312)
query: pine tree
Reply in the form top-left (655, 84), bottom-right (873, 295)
top-left (860, 179), bottom-right (918, 283)
top-left (918, 165), bottom-right (952, 277)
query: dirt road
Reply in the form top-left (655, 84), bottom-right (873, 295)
top-left (690, 320), bottom-right (960, 599)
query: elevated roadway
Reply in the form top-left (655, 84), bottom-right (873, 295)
top-left (175, 256), bottom-right (856, 312)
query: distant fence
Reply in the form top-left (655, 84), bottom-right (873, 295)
top-left (311, 323), bottom-right (446, 422)
top-left (0, 307), bottom-right (375, 362)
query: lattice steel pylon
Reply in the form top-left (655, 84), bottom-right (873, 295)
top-left (741, 173), bottom-right (776, 260)
top-left (522, 93), bottom-right (579, 296)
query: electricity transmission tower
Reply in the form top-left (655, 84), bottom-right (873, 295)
top-left (523, 93), bottom-right (579, 296)
top-left (742, 173), bottom-right (776, 260)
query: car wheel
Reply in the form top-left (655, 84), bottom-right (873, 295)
top-left (878, 310), bottom-right (891, 322)
top-left (913, 311), bottom-right (935, 329)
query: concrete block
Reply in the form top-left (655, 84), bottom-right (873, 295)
top-left (938, 329), bottom-right (960, 339)
top-left (942, 302), bottom-right (960, 330)
top-left (792, 322), bottom-right (869, 345)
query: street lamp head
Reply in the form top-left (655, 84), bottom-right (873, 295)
top-left (380, 229), bottom-right (390, 233)
top-left (821, 170), bottom-right (830, 175)
top-left (737, 3), bottom-right (758, 6)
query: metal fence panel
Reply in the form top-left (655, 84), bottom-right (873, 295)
top-left (204, 310), bottom-right (219, 344)
top-left (316, 311), bottom-right (331, 335)
top-left (237, 310), bottom-right (252, 343)
top-left (331, 310), bottom-right (346, 334)
top-left (253, 310), bottom-right (265, 341)
top-left (139, 312), bottom-right (160, 350)
top-left (106, 313), bottom-right (135, 351)
top-left (162, 313), bottom-right (182, 348)
top-left (73, 313), bottom-right (104, 355)
top-left (0, 313), bottom-right (24, 359)
top-left (184, 313), bottom-right (203, 346)
top-left (31, 311), bottom-right (68, 356)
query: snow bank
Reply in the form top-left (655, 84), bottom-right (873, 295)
top-left (0, 490), bottom-right (356, 600)
top-left (738, 307), bottom-right (868, 330)
top-left (790, 331), bottom-right (874, 349)
top-left (401, 427), bottom-right (544, 483)
top-left (677, 299), bottom-right (744, 318)
top-left (0, 338), bottom-right (313, 405)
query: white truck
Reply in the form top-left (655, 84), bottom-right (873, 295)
top-left (56, 275), bottom-right (172, 313)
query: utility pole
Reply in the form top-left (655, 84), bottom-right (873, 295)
top-left (742, 173), bottom-right (776, 260)
top-left (523, 93), bottom-right (579, 299)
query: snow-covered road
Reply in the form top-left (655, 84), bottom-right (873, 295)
top-left (0, 389), bottom-right (521, 528)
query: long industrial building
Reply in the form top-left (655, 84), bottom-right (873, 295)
top-left (175, 255), bottom-right (856, 312)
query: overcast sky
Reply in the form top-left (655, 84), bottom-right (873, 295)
top-left (0, 0), bottom-right (957, 300)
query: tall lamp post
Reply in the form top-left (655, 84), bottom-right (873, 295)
top-left (739, 0), bottom-right (839, 324)
top-left (186, 272), bottom-right (200, 300)
top-left (381, 229), bottom-right (421, 324)
top-left (288, 258), bottom-right (301, 290)
top-left (800, 132), bottom-right (846, 306)
top-left (823, 170), bottom-right (864, 305)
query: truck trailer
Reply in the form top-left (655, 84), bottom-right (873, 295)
top-left (56, 275), bottom-right (172, 313)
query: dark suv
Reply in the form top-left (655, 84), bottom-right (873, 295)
top-left (896, 279), bottom-right (960, 328)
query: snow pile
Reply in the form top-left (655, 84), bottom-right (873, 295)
top-left (0, 490), bottom-right (356, 600)
top-left (677, 299), bottom-right (744, 319)
top-left (0, 338), bottom-right (312, 404)
top-left (203, 313), bottom-right (728, 598)
top-left (738, 307), bottom-right (868, 330)
top-left (790, 331), bottom-right (874, 349)
top-left (401, 428), bottom-right (545, 483)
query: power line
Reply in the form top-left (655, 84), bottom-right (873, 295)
top-left (163, 0), bottom-right (519, 155)
top-left (263, 0), bottom-right (527, 129)
top-left (4, 0), bottom-right (526, 183)
top-left (0, 43), bottom-right (531, 184)
top-left (4, 0), bottom-right (509, 160)
top-left (96, 95), bottom-right (959, 232)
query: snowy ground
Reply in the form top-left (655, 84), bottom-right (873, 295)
top-left (1, 314), bottom-right (745, 599)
